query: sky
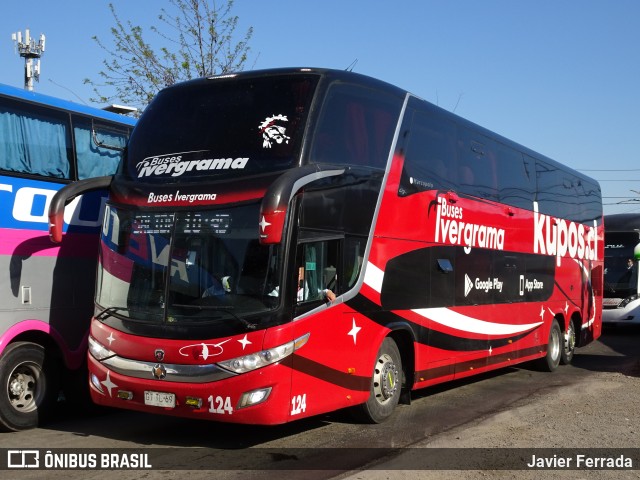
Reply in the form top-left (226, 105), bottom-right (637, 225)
top-left (1, 0), bottom-right (639, 216)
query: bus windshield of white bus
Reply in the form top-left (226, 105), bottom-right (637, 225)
top-left (604, 231), bottom-right (640, 297)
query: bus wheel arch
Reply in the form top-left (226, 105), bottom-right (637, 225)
top-left (352, 335), bottom-right (405, 423)
top-left (0, 341), bottom-right (61, 431)
top-left (388, 329), bottom-right (414, 405)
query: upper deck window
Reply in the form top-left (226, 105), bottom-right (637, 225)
top-left (124, 75), bottom-right (319, 182)
top-left (309, 83), bottom-right (402, 169)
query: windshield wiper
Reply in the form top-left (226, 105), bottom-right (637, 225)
top-left (95, 306), bottom-right (128, 321)
top-left (171, 304), bottom-right (257, 330)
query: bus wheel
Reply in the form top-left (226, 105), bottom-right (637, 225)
top-left (560, 319), bottom-right (576, 365)
top-left (354, 337), bottom-right (402, 423)
top-left (0, 342), bottom-right (59, 431)
top-left (536, 319), bottom-right (562, 372)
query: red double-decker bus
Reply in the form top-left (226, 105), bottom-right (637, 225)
top-left (50, 68), bottom-right (603, 424)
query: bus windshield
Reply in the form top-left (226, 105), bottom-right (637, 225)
top-left (97, 203), bottom-right (281, 328)
top-left (125, 74), bottom-right (319, 182)
top-left (604, 231), bottom-right (639, 297)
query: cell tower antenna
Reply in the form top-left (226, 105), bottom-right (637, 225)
top-left (12, 28), bottom-right (46, 91)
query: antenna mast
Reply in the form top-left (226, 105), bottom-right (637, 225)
top-left (12, 28), bottom-right (46, 91)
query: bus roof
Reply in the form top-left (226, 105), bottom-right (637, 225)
top-left (156, 67), bottom-right (597, 189)
top-left (0, 82), bottom-right (137, 127)
top-left (172, 67), bottom-right (407, 98)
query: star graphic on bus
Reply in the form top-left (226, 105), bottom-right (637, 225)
top-left (107, 332), bottom-right (116, 346)
top-left (348, 318), bottom-right (361, 345)
top-left (101, 371), bottom-right (118, 397)
top-left (259, 216), bottom-right (271, 232)
top-left (238, 334), bottom-right (251, 350)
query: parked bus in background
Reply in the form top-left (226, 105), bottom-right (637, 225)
top-left (50, 68), bottom-right (603, 426)
top-left (603, 213), bottom-right (640, 325)
top-left (0, 83), bottom-right (135, 431)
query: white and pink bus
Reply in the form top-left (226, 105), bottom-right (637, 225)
top-left (0, 83), bottom-right (135, 431)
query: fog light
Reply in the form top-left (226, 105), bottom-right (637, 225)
top-left (185, 396), bottom-right (203, 408)
top-left (117, 390), bottom-right (133, 400)
top-left (238, 387), bottom-right (272, 409)
top-left (90, 374), bottom-right (104, 394)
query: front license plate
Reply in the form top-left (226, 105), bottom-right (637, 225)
top-left (144, 391), bottom-right (176, 408)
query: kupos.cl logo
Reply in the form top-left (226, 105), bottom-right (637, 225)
top-left (533, 202), bottom-right (598, 266)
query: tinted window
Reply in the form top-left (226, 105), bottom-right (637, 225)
top-left (535, 159), bottom-right (602, 223)
top-left (575, 177), bottom-right (602, 224)
top-left (496, 146), bottom-right (535, 209)
top-left (310, 83), bottom-right (402, 169)
top-left (536, 159), bottom-right (577, 221)
top-left (125, 75), bottom-right (319, 182)
top-left (398, 105), bottom-right (535, 209)
top-left (395, 99), bottom-right (600, 221)
top-left (457, 130), bottom-right (498, 201)
top-left (398, 108), bottom-right (458, 196)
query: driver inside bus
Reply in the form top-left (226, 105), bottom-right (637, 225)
top-left (267, 267), bottom-right (335, 303)
top-left (296, 266), bottom-right (336, 303)
top-left (202, 275), bottom-right (232, 297)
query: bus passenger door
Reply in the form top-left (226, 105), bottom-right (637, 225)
top-left (289, 235), bottom-right (374, 419)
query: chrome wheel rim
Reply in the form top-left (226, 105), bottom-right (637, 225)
top-left (373, 353), bottom-right (399, 405)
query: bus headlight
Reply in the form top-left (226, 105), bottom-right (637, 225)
top-left (217, 333), bottom-right (309, 374)
top-left (88, 336), bottom-right (116, 361)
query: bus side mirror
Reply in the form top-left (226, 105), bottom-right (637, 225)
top-left (259, 199), bottom-right (287, 245)
top-left (48, 175), bottom-right (113, 244)
top-left (49, 210), bottom-right (65, 244)
top-left (259, 166), bottom-right (345, 245)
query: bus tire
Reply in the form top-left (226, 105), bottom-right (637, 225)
top-left (0, 342), bottom-right (59, 432)
top-left (536, 319), bottom-right (562, 372)
top-left (353, 337), bottom-right (402, 423)
top-left (560, 319), bottom-right (576, 365)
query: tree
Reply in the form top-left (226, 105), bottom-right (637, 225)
top-left (85, 0), bottom-right (253, 114)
